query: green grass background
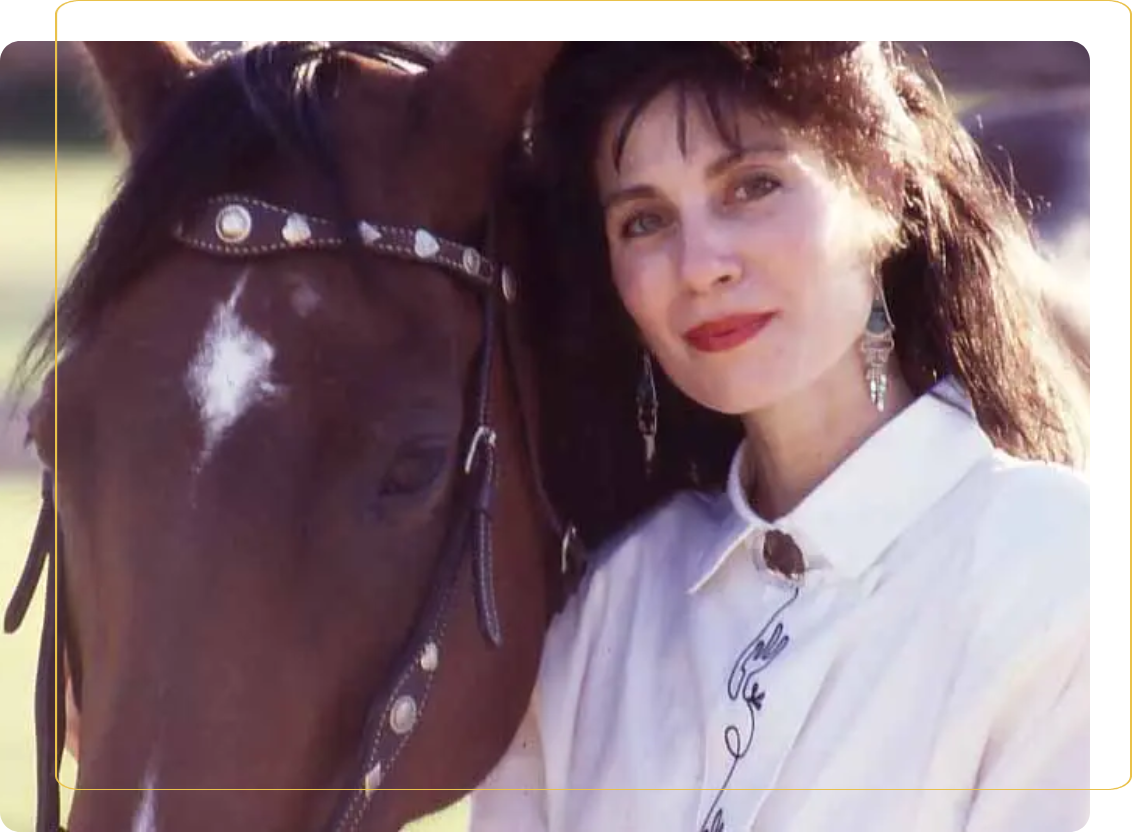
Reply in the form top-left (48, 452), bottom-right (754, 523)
top-left (0, 152), bottom-right (466, 831)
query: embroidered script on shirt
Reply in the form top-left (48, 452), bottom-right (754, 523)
top-left (697, 586), bottom-right (799, 832)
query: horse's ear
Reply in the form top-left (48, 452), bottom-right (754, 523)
top-left (80, 42), bottom-right (204, 153)
top-left (424, 42), bottom-right (561, 152)
top-left (415, 43), bottom-right (562, 226)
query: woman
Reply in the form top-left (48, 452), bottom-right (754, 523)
top-left (472, 42), bottom-right (1088, 832)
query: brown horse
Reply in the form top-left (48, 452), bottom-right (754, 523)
top-left (5, 41), bottom-right (577, 832)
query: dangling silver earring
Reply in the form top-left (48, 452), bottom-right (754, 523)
top-left (861, 279), bottom-right (895, 412)
top-left (637, 351), bottom-right (658, 474)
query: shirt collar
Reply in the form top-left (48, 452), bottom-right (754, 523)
top-left (686, 378), bottom-right (994, 593)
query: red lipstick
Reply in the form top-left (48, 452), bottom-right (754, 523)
top-left (683, 313), bottom-right (774, 353)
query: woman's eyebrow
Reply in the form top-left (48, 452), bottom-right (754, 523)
top-left (600, 142), bottom-right (787, 211)
top-left (705, 142), bottom-right (787, 178)
top-left (601, 184), bottom-right (657, 212)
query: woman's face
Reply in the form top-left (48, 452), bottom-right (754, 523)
top-left (595, 87), bottom-right (891, 416)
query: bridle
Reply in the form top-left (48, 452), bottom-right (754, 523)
top-left (4, 193), bottom-right (586, 832)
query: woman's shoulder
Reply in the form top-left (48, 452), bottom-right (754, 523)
top-left (945, 454), bottom-right (1090, 717)
top-left (971, 452), bottom-right (1088, 561)
top-left (963, 452), bottom-right (1089, 623)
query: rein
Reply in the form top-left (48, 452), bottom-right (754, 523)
top-left (5, 194), bottom-right (585, 832)
top-left (4, 472), bottom-right (67, 832)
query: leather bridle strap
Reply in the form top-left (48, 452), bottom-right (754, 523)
top-left (4, 472), bottom-right (53, 634)
top-left (497, 285), bottom-right (586, 582)
top-left (478, 193), bottom-right (585, 586)
top-left (467, 292), bottom-right (503, 646)
top-left (173, 194), bottom-right (502, 292)
top-left (4, 471), bottom-right (68, 832)
top-left (327, 419), bottom-right (494, 832)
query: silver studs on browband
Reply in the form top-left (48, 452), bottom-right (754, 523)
top-left (282, 213), bottom-right (312, 245)
top-left (462, 247), bottom-right (481, 275)
top-left (215, 204), bottom-right (252, 243)
top-left (207, 201), bottom-right (511, 300)
top-left (358, 220), bottom-right (382, 245)
top-left (413, 228), bottom-right (440, 259)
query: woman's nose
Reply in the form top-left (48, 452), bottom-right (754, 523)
top-left (676, 222), bottom-right (742, 294)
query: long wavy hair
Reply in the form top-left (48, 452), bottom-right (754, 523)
top-left (513, 42), bottom-right (1087, 546)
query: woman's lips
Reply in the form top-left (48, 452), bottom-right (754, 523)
top-left (682, 312), bottom-right (775, 353)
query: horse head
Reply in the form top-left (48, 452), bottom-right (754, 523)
top-left (9, 40), bottom-right (573, 832)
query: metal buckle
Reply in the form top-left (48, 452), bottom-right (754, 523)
top-left (560, 524), bottom-right (577, 575)
top-left (463, 425), bottom-right (497, 474)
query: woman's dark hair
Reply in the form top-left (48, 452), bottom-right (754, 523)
top-left (513, 42), bottom-right (1087, 546)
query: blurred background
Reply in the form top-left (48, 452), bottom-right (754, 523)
top-left (0, 41), bottom-right (1090, 832)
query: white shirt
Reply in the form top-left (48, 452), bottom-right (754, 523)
top-left (469, 380), bottom-right (1089, 832)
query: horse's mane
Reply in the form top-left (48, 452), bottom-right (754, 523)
top-left (13, 41), bottom-right (439, 393)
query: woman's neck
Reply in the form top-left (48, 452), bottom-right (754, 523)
top-left (739, 358), bottom-right (914, 519)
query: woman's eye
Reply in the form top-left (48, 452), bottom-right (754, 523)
top-left (620, 210), bottom-right (669, 239)
top-left (727, 174), bottom-right (780, 204)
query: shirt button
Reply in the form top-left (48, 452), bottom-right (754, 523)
top-left (763, 530), bottom-right (806, 580)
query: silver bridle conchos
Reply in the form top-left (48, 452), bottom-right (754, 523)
top-left (176, 194), bottom-right (518, 301)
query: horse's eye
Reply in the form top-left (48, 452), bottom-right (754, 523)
top-left (377, 443), bottom-right (449, 497)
